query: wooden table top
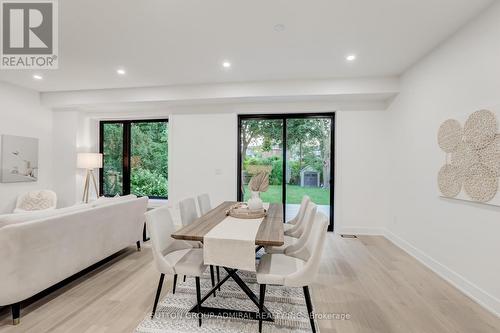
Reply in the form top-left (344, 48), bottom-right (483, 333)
top-left (171, 201), bottom-right (284, 247)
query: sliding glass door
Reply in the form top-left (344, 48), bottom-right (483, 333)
top-left (238, 113), bottom-right (334, 231)
top-left (240, 118), bottom-right (284, 204)
top-left (285, 118), bottom-right (332, 225)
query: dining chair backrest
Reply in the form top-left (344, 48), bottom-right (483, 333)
top-left (197, 193), bottom-right (211, 215)
top-left (287, 201), bottom-right (316, 238)
top-left (288, 195), bottom-right (310, 224)
top-left (285, 204), bottom-right (319, 261)
top-left (284, 213), bottom-right (328, 288)
top-left (145, 206), bottom-right (177, 274)
top-left (179, 198), bottom-right (199, 226)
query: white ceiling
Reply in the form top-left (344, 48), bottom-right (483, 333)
top-left (0, 0), bottom-right (493, 92)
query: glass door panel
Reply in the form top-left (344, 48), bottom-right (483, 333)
top-left (102, 123), bottom-right (124, 196)
top-left (130, 121), bottom-right (169, 198)
top-left (240, 118), bottom-right (283, 203)
top-left (285, 118), bottom-right (332, 220)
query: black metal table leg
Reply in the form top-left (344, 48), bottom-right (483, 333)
top-left (188, 267), bottom-right (274, 323)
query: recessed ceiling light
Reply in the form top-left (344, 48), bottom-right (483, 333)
top-left (274, 24), bottom-right (285, 32)
top-left (346, 54), bottom-right (357, 62)
top-left (222, 61), bottom-right (231, 69)
top-left (116, 68), bottom-right (126, 75)
top-left (33, 74), bottom-right (43, 80)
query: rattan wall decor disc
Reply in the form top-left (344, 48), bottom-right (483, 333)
top-left (463, 163), bottom-right (498, 202)
top-left (438, 164), bottom-right (462, 198)
top-left (478, 135), bottom-right (500, 177)
top-left (451, 141), bottom-right (479, 178)
top-left (438, 119), bottom-right (462, 152)
top-left (464, 110), bottom-right (497, 150)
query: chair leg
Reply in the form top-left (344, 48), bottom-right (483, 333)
top-left (259, 284), bottom-right (266, 333)
top-left (216, 266), bottom-right (221, 291)
top-left (195, 276), bottom-right (202, 327)
top-left (183, 275), bottom-right (186, 282)
top-left (172, 274), bottom-right (178, 294)
top-left (151, 273), bottom-right (165, 318)
top-left (136, 241), bottom-right (141, 251)
top-left (210, 265), bottom-right (216, 297)
top-left (12, 303), bottom-right (20, 325)
top-left (303, 286), bottom-right (316, 333)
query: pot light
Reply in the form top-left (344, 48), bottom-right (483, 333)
top-left (346, 54), bottom-right (357, 62)
top-left (222, 61), bottom-right (231, 69)
top-left (33, 74), bottom-right (43, 80)
top-left (116, 68), bottom-right (126, 75)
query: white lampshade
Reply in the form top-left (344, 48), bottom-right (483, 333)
top-left (77, 153), bottom-right (103, 169)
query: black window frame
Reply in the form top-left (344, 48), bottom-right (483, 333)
top-left (237, 113), bottom-right (335, 232)
top-left (99, 119), bottom-right (169, 199)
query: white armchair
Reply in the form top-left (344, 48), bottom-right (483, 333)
top-left (257, 212), bottom-right (328, 333)
top-left (14, 190), bottom-right (57, 213)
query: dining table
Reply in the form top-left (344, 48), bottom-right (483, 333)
top-left (171, 201), bottom-right (284, 323)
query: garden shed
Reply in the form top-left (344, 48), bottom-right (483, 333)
top-left (300, 166), bottom-right (320, 187)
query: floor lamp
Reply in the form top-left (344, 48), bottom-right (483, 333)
top-left (77, 153), bottom-right (103, 203)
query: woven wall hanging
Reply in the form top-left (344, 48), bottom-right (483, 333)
top-left (437, 110), bottom-right (499, 203)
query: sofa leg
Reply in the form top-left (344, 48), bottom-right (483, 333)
top-left (136, 241), bottom-right (141, 251)
top-left (12, 303), bottom-right (20, 325)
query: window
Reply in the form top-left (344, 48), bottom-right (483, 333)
top-left (99, 119), bottom-right (168, 199)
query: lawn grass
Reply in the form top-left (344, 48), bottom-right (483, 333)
top-left (243, 184), bottom-right (330, 205)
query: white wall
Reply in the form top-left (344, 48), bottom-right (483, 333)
top-left (386, 2), bottom-right (500, 316)
top-left (0, 82), bottom-right (53, 213)
top-left (168, 113), bottom-right (238, 208)
top-left (335, 110), bottom-right (391, 235)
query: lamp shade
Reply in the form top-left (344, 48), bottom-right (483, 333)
top-left (77, 153), bottom-right (103, 169)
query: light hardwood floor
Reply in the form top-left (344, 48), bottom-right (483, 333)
top-left (1, 234), bottom-right (499, 332)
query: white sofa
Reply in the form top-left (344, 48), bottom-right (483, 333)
top-left (0, 196), bottom-right (148, 325)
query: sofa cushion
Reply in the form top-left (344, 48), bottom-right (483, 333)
top-left (91, 194), bottom-right (138, 207)
top-left (0, 204), bottom-right (90, 228)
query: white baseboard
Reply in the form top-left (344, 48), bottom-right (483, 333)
top-left (383, 229), bottom-right (500, 318)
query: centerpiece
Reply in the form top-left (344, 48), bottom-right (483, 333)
top-left (227, 171), bottom-right (269, 219)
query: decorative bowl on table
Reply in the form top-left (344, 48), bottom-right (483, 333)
top-left (226, 202), bottom-right (267, 219)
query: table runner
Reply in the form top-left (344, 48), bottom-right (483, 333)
top-left (203, 203), bottom-right (269, 272)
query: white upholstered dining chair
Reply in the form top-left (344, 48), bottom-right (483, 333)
top-left (179, 197), bottom-right (219, 290)
top-left (145, 205), bottom-right (210, 326)
top-left (283, 195), bottom-right (310, 232)
top-left (179, 197), bottom-right (199, 226)
top-left (196, 193), bottom-right (221, 288)
top-left (265, 202), bottom-right (317, 255)
top-left (257, 212), bottom-right (328, 333)
top-left (285, 200), bottom-right (315, 239)
top-left (197, 193), bottom-right (211, 215)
